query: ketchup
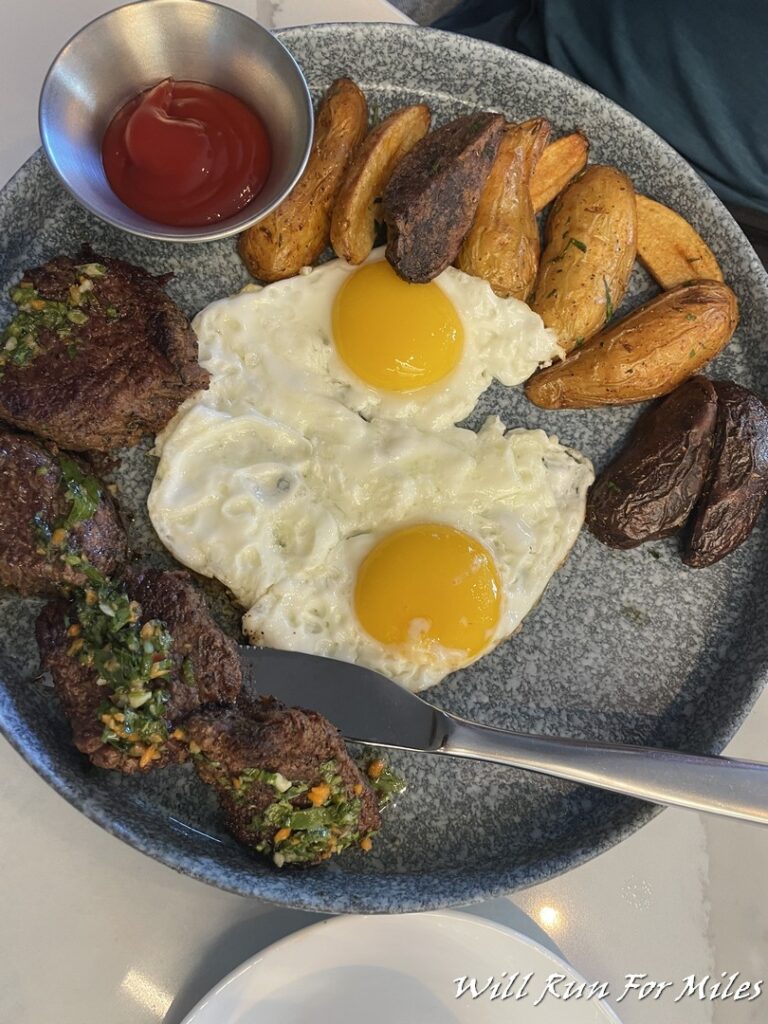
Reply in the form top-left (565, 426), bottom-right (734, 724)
top-left (102, 79), bottom-right (272, 227)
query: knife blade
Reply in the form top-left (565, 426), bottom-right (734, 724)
top-left (237, 645), bottom-right (768, 824)
top-left (238, 645), bottom-right (450, 751)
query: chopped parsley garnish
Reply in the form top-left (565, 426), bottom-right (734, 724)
top-left (0, 263), bottom-right (112, 378)
top-left (196, 753), bottom-right (405, 867)
top-left (66, 574), bottom-right (175, 764)
top-left (0, 279), bottom-right (93, 377)
top-left (364, 755), bottom-right (407, 807)
top-left (552, 237), bottom-right (587, 262)
top-left (59, 456), bottom-right (102, 529)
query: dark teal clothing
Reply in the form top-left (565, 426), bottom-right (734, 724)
top-left (436, 0), bottom-right (768, 215)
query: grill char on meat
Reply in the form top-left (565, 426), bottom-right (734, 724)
top-left (0, 251), bottom-right (208, 451)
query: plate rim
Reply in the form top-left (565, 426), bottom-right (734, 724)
top-left (179, 908), bottom-right (624, 1024)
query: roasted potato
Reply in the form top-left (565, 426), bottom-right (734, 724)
top-left (381, 112), bottom-right (505, 283)
top-left (531, 165), bottom-right (637, 352)
top-left (331, 104), bottom-right (431, 265)
top-left (587, 377), bottom-right (718, 548)
top-left (456, 117), bottom-right (551, 300)
top-left (526, 280), bottom-right (739, 409)
top-left (530, 132), bottom-right (590, 213)
top-left (636, 195), bottom-right (724, 289)
top-left (684, 380), bottom-right (768, 567)
top-left (239, 79), bottom-right (368, 282)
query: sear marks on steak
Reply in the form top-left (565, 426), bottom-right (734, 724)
top-left (587, 377), bottom-right (719, 549)
top-left (382, 112), bottom-right (505, 283)
top-left (35, 567), bottom-right (242, 773)
top-left (684, 380), bottom-right (768, 568)
top-left (0, 251), bottom-right (209, 451)
top-left (186, 694), bottom-right (381, 866)
top-left (0, 429), bottom-right (126, 595)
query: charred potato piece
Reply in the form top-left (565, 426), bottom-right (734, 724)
top-left (684, 380), bottom-right (768, 568)
top-left (531, 164), bottom-right (637, 352)
top-left (456, 117), bottom-right (551, 300)
top-left (331, 104), bottom-right (431, 265)
top-left (526, 280), bottom-right (739, 409)
top-left (530, 132), bottom-right (590, 213)
top-left (0, 431), bottom-right (127, 596)
top-left (636, 195), bottom-right (724, 290)
top-left (381, 111), bottom-right (505, 283)
top-left (238, 79), bottom-right (368, 281)
top-left (587, 377), bottom-right (718, 548)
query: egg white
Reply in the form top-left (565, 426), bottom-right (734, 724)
top-left (150, 401), bottom-right (593, 690)
top-left (189, 247), bottom-right (562, 432)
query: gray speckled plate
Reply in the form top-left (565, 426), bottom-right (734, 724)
top-left (1, 24), bottom-right (767, 914)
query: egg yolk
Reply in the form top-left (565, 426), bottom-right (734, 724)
top-left (354, 523), bottom-right (501, 660)
top-left (332, 261), bottom-right (464, 391)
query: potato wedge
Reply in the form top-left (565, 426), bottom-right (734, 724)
top-left (636, 194), bottom-right (724, 289)
top-left (530, 132), bottom-right (589, 213)
top-left (525, 280), bottom-right (739, 409)
top-left (456, 117), bottom-right (551, 300)
top-left (239, 79), bottom-right (368, 282)
top-left (331, 104), bottom-right (431, 265)
top-left (531, 164), bottom-right (637, 353)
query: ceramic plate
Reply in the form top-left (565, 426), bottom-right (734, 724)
top-left (1, 24), bottom-right (767, 913)
top-left (180, 911), bottom-right (623, 1024)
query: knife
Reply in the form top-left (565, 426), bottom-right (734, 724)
top-left (239, 646), bottom-right (768, 825)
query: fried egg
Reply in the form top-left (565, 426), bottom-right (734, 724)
top-left (150, 401), bottom-right (593, 690)
top-left (191, 247), bottom-right (562, 431)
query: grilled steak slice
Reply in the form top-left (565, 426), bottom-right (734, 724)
top-left (0, 429), bottom-right (126, 595)
top-left (382, 112), bottom-right (505, 282)
top-left (0, 252), bottom-right (208, 451)
top-left (186, 695), bottom-right (381, 866)
top-left (36, 567), bottom-right (242, 773)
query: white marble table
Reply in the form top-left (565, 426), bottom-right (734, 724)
top-left (1, 2), bottom-right (766, 1022)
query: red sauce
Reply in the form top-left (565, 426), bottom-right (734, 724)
top-left (102, 79), bottom-right (272, 227)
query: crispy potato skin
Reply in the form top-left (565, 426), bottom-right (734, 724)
top-left (530, 132), bottom-right (590, 213)
top-left (456, 118), bottom-right (550, 300)
top-left (331, 104), bottom-right (431, 265)
top-left (684, 380), bottom-right (768, 568)
top-left (531, 164), bottom-right (637, 352)
top-left (636, 195), bottom-right (724, 290)
top-left (381, 111), bottom-right (505, 283)
top-left (586, 377), bottom-right (718, 548)
top-left (238, 79), bottom-right (368, 281)
top-left (526, 280), bottom-right (739, 409)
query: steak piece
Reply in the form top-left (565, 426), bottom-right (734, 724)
top-left (186, 695), bottom-right (381, 866)
top-left (36, 567), bottom-right (242, 773)
top-left (0, 251), bottom-right (208, 451)
top-left (586, 377), bottom-right (718, 548)
top-left (382, 111), bottom-right (505, 282)
top-left (0, 429), bottom-right (126, 595)
top-left (684, 380), bottom-right (768, 568)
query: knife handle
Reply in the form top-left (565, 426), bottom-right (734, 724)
top-left (440, 714), bottom-right (768, 824)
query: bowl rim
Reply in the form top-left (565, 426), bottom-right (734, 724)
top-left (37, 0), bottom-right (314, 243)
